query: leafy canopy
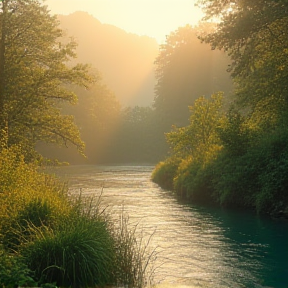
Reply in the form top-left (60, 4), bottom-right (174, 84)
top-left (198, 0), bottom-right (288, 118)
top-left (0, 0), bottom-right (95, 161)
top-left (166, 92), bottom-right (225, 163)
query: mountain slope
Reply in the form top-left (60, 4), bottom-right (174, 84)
top-left (58, 11), bottom-right (159, 106)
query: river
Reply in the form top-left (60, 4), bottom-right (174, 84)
top-left (53, 165), bottom-right (288, 288)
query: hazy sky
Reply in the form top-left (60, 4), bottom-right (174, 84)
top-left (45, 0), bottom-right (204, 43)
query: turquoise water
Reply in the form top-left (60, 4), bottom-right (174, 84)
top-left (54, 165), bottom-right (288, 288)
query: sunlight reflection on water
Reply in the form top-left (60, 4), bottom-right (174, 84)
top-left (53, 165), bottom-right (288, 288)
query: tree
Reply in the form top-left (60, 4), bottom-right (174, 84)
top-left (154, 24), bottom-right (232, 128)
top-left (198, 0), bottom-right (288, 119)
top-left (217, 107), bottom-right (253, 157)
top-left (152, 92), bottom-right (226, 201)
top-left (55, 81), bottom-right (122, 164)
top-left (0, 0), bottom-right (94, 161)
top-left (166, 92), bottom-right (225, 162)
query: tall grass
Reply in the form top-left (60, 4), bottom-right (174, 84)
top-left (0, 145), bottom-right (156, 287)
top-left (111, 211), bottom-right (157, 288)
top-left (21, 214), bottom-right (115, 287)
top-left (18, 194), bottom-right (157, 288)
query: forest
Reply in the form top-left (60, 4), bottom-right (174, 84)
top-left (0, 1), bottom-right (156, 286)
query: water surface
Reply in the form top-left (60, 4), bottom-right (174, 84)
top-left (54, 165), bottom-right (288, 288)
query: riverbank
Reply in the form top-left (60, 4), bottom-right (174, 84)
top-left (151, 131), bottom-right (288, 219)
top-left (0, 149), bottom-right (154, 288)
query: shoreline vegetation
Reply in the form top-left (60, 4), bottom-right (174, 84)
top-left (0, 145), bottom-right (156, 288)
top-left (151, 102), bottom-right (288, 219)
top-left (151, 0), bottom-right (288, 221)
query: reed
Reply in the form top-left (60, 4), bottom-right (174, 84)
top-left (18, 193), bottom-right (157, 288)
top-left (110, 211), bottom-right (157, 288)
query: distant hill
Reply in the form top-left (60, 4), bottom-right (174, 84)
top-left (58, 12), bottom-right (159, 106)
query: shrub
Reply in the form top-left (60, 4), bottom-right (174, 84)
top-left (21, 213), bottom-right (115, 287)
top-left (1, 198), bottom-right (55, 252)
top-left (17, 198), bottom-right (54, 228)
top-left (0, 145), bottom-right (71, 252)
top-left (211, 127), bottom-right (288, 214)
top-left (173, 157), bottom-right (214, 203)
top-left (0, 146), bottom-right (70, 217)
top-left (211, 151), bottom-right (258, 207)
top-left (0, 247), bottom-right (37, 288)
top-left (255, 130), bottom-right (288, 214)
top-left (151, 157), bottom-right (181, 190)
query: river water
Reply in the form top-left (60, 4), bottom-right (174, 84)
top-left (54, 165), bottom-right (288, 288)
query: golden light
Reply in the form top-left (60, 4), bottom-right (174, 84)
top-left (45, 0), bottom-right (204, 44)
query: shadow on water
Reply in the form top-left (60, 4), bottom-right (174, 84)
top-left (188, 205), bottom-right (288, 288)
top-left (53, 165), bottom-right (288, 288)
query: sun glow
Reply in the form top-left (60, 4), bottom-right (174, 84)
top-left (45, 0), bottom-right (204, 44)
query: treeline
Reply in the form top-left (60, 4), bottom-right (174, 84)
top-left (152, 0), bottom-right (288, 217)
top-left (39, 24), bottom-right (232, 164)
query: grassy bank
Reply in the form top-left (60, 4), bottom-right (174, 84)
top-left (0, 145), bottom-right (155, 288)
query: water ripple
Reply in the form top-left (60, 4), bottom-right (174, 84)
top-left (54, 165), bottom-right (288, 288)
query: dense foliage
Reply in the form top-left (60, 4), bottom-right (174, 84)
top-left (198, 0), bottom-right (288, 117)
top-left (152, 1), bottom-right (288, 217)
top-left (0, 0), bottom-right (94, 161)
top-left (0, 144), bottom-right (155, 287)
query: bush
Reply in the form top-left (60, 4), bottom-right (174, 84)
top-left (18, 198), bottom-right (53, 227)
top-left (211, 127), bottom-right (288, 214)
top-left (2, 198), bottom-right (55, 251)
top-left (211, 151), bottom-right (258, 207)
top-left (0, 146), bottom-right (71, 254)
top-left (0, 146), bottom-right (71, 229)
top-left (173, 157), bottom-right (214, 203)
top-left (0, 247), bottom-right (37, 288)
top-left (255, 130), bottom-right (288, 214)
top-left (21, 213), bottom-right (115, 287)
top-left (151, 157), bottom-right (181, 190)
